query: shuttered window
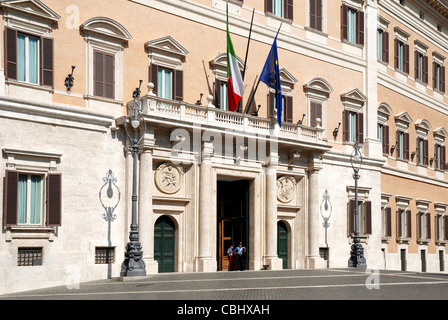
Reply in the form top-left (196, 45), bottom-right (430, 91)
top-left (265, 0), bottom-right (293, 20)
top-left (310, 102), bottom-right (322, 127)
top-left (435, 144), bottom-right (446, 171)
top-left (415, 52), bottom-right (428, 84)
top-left (309, 0), bottom-right (322, 31)
top-left (4, 27), bottom-right (53, 87)
top-left (433, 62), bottom-right (446, 93)
top-left (268, 93), bottom-right (293, 123)
top-left (396, 130), bottom-right (410, 160)
top-left (378, 30), bottom-right (389, 63)
top-left (343, 110), bottom-right (364, 144)
top-left (341, 5), bottom-right (364, 45)
top-left (348, 200), bottom-right (372, 236)
top-left (149, 64), bottom-right (183, 102)
top-left (3, 170), bottom-right (61, 227)
top-left (416, 138), bottom-right (429, 166)
top-left (94, 50), bottom-right (115, 99)
top-left (394, 39), bottom-right (410, 74)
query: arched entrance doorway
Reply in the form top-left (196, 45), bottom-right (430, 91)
top-left (277, 221), bottom-right (288, 269)
top-left (154, 215), bottom-right (175, 273)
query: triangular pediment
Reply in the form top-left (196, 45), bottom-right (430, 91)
top-left (0, 0), bottom-right (60, 22)
top-left (341, 88), bottom-right (367, 103)
top-left (434, 127), bottom-right (448, 138)
top-left (280, 68), bottom-right (298, 86)
top-left (394, 111), bottom-right (413, 124)
top-left (146, 36), bottom-right (189, 58)
top-left (81, 17), bottom-right (132, 42)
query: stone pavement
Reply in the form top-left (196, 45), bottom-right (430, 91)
top-left (1, 268), bottom-right (447, 306)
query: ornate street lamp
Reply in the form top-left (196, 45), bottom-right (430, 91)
top-left (348, 141), bottom-right (367, 269)
top-left (320, 189), bottom-right (332, 268)
top-left (120, 86), bottom-right (147, 277)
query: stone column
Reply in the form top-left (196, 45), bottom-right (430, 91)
top-left (264, 152), bottom-right (283, 270)
top-left (307, 154), bottom-right (325, 268)
top-left (138, 130), bottom-right (158, 273)
top-left (197, 141), bottom-right (216, 272)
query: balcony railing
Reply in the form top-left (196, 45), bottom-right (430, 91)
top-left (136, 83), bottom-right (324, 144)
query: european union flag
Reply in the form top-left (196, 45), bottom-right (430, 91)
top-left (260, 33), bottom-right (282, 127)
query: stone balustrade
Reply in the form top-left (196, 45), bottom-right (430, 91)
top-left (134, 82), bottom-right (324, 143)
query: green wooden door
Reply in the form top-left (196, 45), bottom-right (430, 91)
top-left (154, 215), bottom-right (175, 273)
top-left (277, 221), bottom-right (288, 269)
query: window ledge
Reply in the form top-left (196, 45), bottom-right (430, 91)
top-left (6, 80), bottom-right (54, 93)
top-left (436, 240), bottom-right (448, 246)
top-left (417, 238), bottom-right (431, 245)
top-left (397, 237), bottom-right (412, 244)
top-left (6, 226), bottom-right (55, 242)
top-left (84, 94), bottom-right (124, 105)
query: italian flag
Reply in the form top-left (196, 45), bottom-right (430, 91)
top-left (226, 10), bottom-right (245, 112)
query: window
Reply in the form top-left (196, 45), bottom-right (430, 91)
top-left (341, 4), bottom-right (364, 46)
top-left (377, 29), bottom-right (389, 63)
top-left (265, 0), bottom-right (293, 20)
top-left (436, 214), bottom-right (448, 242)
top-left (417, 212), bottom-right (431, 241)
top-left (95, 247), bottom-right (115, 264)
top-left (4, 170), bottom-right (61, 227)
top-left (434, 144), bottom-right (446, 171)
top-left (396, 130), bottom-right (409, 160)
top-left (416, 137), bottom-right (429, 166)
top-left (397, 209), bottom-right (412, 239)
top-left (415, 51), bottom-right (428, 83)
top-left (348, 200), bottom-right (371, 236)
top-left (343, 111), bottom-right (363, 143)
top-left (17, 247), bottom-right (43, 266)
top-left (17, 174), bottom-right (43, 225)
top-left (268, 92), bottom-right (293, 123)
top-left (214, 79), bottom-right (229, 111)
top-left (149, 64), bottom-right (183, 102)
top-left (394, 38), bottom-right (409, 73)
top-left (94, 50), bottom-right (115, 99)
top-left (433, 62), bottom-right (446, 93)
top-left (310, 102), bottom-right (322, 127)
top-left (378, 124), bottom-right (390, 155)
top-left (382, 207), bottom-right (392, 238)
top-left (5, 28), bottom-right (53, 87)
top-left (81, 17), bottom-right (132, 103)
top-left (309, 0), bottom-right (323, 31)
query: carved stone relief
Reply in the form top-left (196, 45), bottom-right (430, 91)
top-left (277, 176), bottom-right (296, 203)
top-left (155, 163), bottom-right (183, 194)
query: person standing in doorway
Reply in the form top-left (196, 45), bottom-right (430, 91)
top-left (235, 242), bottom-right (246, 270)
top-left (227, 244), bottom-right (234, 271)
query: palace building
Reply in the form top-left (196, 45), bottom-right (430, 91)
top-left (0, 0), bottom-right (447, 294)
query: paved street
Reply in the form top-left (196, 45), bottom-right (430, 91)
top-left (1, 268), bottom-right (447, 302)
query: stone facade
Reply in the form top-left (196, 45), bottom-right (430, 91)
top-left (0, 0), bottom-right (447, 295)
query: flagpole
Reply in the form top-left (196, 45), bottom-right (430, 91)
top-left (244, 23), bottom-right (282, 115)
top-left (242, 9), bottom-right (255, 81)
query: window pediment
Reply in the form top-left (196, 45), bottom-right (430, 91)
top-left (341, 88), bottom-right (366, 112)
top-left (415, 119), bottom-right (432, 132)
top-left (81, 17), bottom-right (132, 44)
top-left (0, 0), bottom-right (60, 23)
top-left (394, 111), bottom-right (413, 125)
top-left (434, 127), bottom-right (448, 139)
top-left (304, 78), bottom-right (333, 97)
top-left (210, 53), bottom-right (245, 80)
top-left (146, 36), bottom-right (189, 60)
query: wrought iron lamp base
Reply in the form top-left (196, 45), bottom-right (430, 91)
top-left (348, 243), bottom-right (367, 269)
top-left (120, 241), bottom-right (146, 276)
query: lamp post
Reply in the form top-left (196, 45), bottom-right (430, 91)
top-left (320, 189), bottom-right (332, 268)
top-left (120, 88), bottom-right (147, 277)
top-left (348, 141), bottom-right (367, 269)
